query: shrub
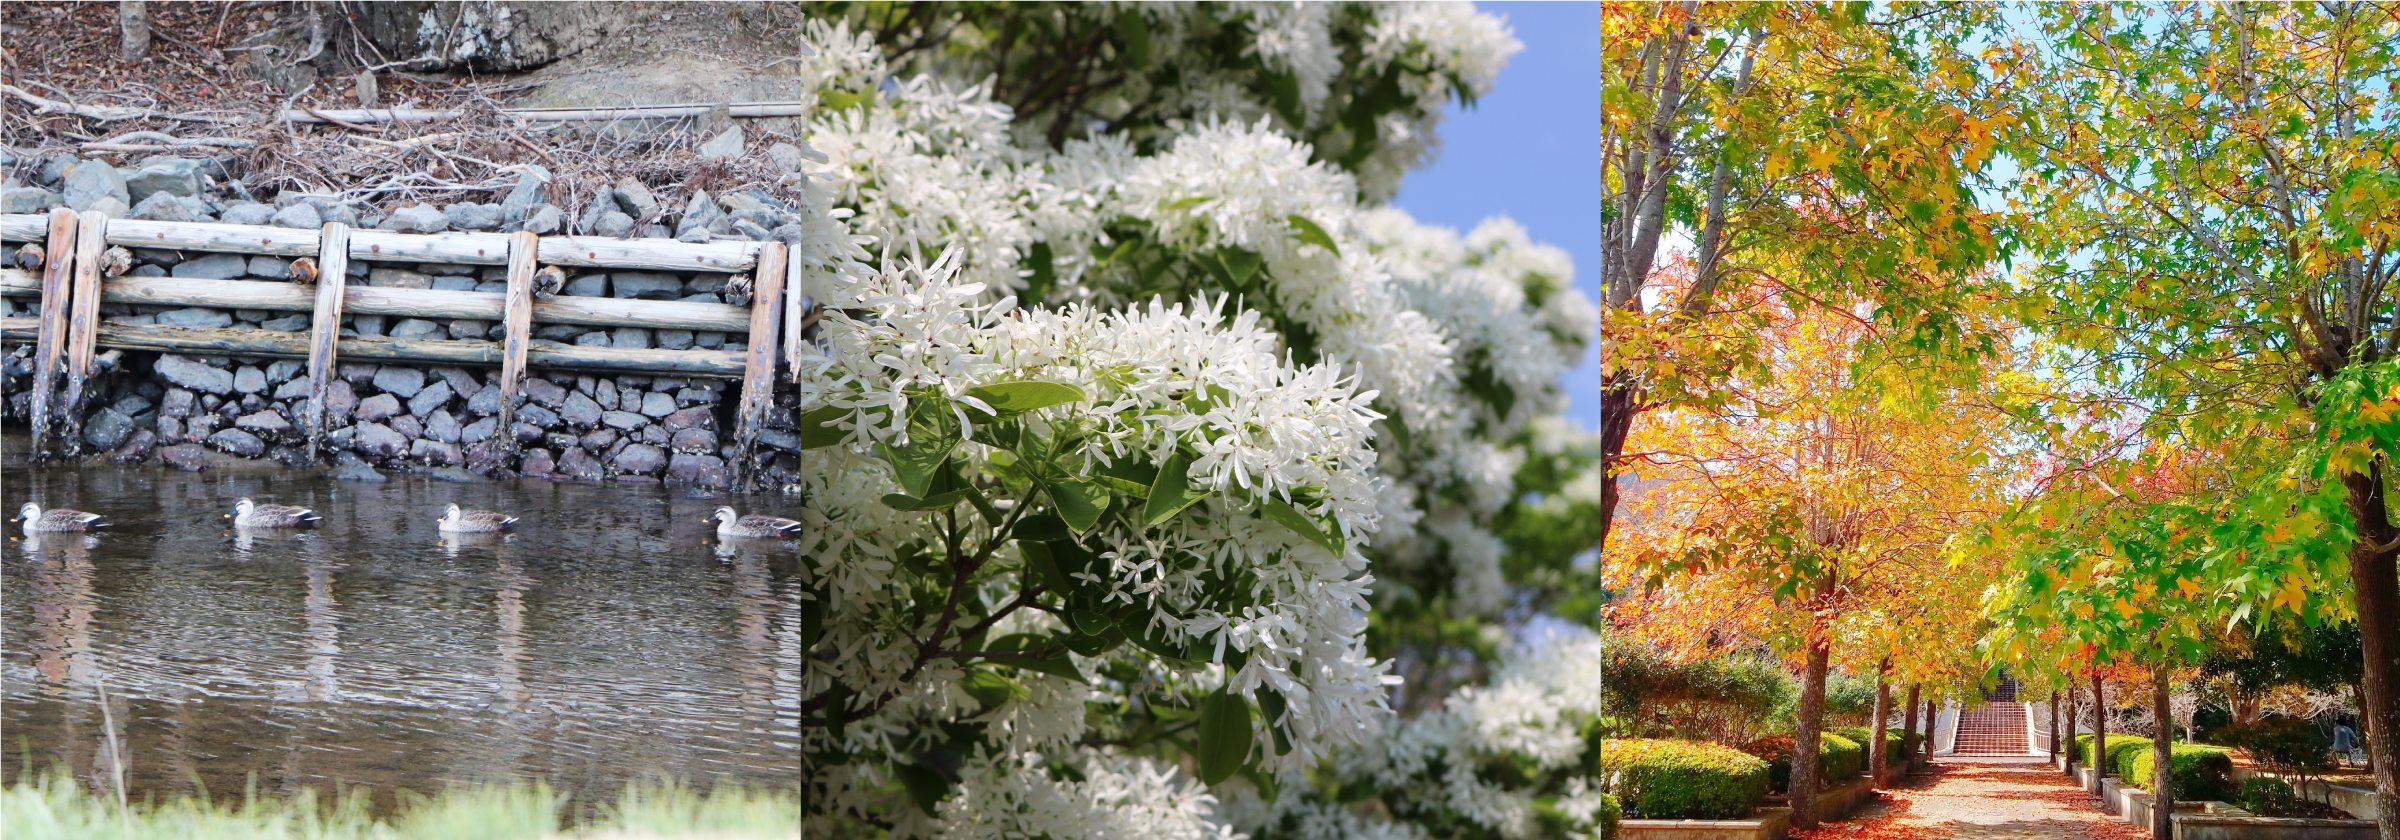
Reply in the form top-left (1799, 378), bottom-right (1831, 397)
top-left (1604, 638), bottom-right (1794, 744)
top-left (1740, 732), bottom-right (1863, 794)
top-left (2071, 733), bottom-right (2152, 776)
top-left (1599, 739), bottom-right (1769, 820)
top-left (2120, 743), bottom-right (2236, 801)
top-left (1830, 725), bottom-right (1903, 767)
top-left (1596, 792), bottom-right (1622, 840)
top-left (2237, 777), bottom-right (2298, 816)
top-left (2219, 718), bottom-right (2336, 779)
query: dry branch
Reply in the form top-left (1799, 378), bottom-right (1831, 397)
top-left (2, 84), bottom-right (244, 124)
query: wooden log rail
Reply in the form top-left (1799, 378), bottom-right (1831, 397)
top-left (1, 213), bottom-right (794, 482)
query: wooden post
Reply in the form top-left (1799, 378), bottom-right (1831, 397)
top-left (304, 223), bottom-right (350, 459)
top-left (59, 210), bottom-right (108, 453)
top-left (732, 241), bottom-right (788, 490)
top-left (483, 230), bottom-right (539, 472)
top-left (29, 208), bottom-right (78, 460)
top-left (784, 236), bottom-right (803, 381)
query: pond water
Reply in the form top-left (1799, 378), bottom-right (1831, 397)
top-left (1, 448), bottom-right (804, 813)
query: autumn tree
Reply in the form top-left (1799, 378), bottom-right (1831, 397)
top-left (1601, 1), bottom-right (2001, 551)
top-left (1969, 4), bottom-right (2400, 833)
top-left (1610, 290), bottom-right (2020, 826)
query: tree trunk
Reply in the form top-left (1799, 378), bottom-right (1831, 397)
top-left (1597, 371), bottom-right (1637, 551)
top-left (2152, 662), bottom-right (2174, 840)
top-left (1869, 660), bottom-right (1891, 782)
top-left (2065, 687), bottom-right (2079, 777)
top-left (1901, 683), bottom-right (1922, 766)
top-left (117, 2), bottom-right (148, 63)
top-left (2356, 681), bottom-right (2375, 774)
top-left (1789, 572), bottom-right (1837, 829)
top-left (2094, 669), bottom-right (2109, 794)
top-left (2341, 464), bottom-right (2400, 840)
top-left (1790, 638), bottom-right (1832, 828)
top-left (2051, 692), bottom-right (2062, 763)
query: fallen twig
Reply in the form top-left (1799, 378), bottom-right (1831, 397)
top-left (2, 83), bottom-right (245, 124)
top-left (80, 131), bottom-right (256, 151)
top-left (297, 104), bottom-right (385, 133)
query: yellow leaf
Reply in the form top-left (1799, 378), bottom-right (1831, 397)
top-left (2272, 575), bottom-right (2309, 613)
top-left (1764, 153), bottom-right (1790, 180)
top-left (2176, 577), bottom-right (2203, 598)
top-left (1807, 144), bottom-right (1838, 173)
top-left (2113, 599), bottom-right (2139, 620)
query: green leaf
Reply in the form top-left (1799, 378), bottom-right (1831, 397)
top-left (1125, 617), bottom-right (1198, 664)
top-left (1144, 451), bottom-right (1211, 527)
top-left (1014, 514), bottom-right (1075, 544)
top-left (880, 490), bottom-right (968, 511)
top-left (1212, 246), bottom-right (1264, 291)
top-left (1195, 687), bottom-right (1255, 785)
top-left (893, 762), bottom-right (950, 816)
top-left (958, 669), bottom-right (1028, 710)
top-left (878, 400), bottom-right (961, 497)
top-left (1048, 479), bottom-right (1109, 534)
top-left (1285, 215), bottom-right (1340, 258)
top-left (965, 381), bottom-right (1086, 418)
top-left (1062, 625), bottom-right (1124, 657)
top-left (1259, 495), bottom-right (1344, 557)
top-left (1021, 540), bottom-right (1071, 592)
top-left (800, 406), bottom-right (851, 449)
top-left (1021, 241), bottom-right (1056, 304)
top-left (1093, 458), bottom-right (1159, 497)
top-left (985, 634), bottom-right (1088, 684)
top-left (1070, 609), bottom-right (1115, 635)
top-left (1117, 10), bottom-right (1150, 66)
top-left (1258, 688), bottom-right (1294, 756)
top-left (961, 482), bottom-right (1003, 529)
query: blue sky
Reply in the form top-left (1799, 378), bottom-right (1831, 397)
top-left (1392, 1), bottom-right (1602, 431)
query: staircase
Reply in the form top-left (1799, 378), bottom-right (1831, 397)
top-left (1954, 677), bottom-right (2029, 756)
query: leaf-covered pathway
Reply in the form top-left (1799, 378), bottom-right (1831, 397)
top-left (1794, 759), bottom-right (2149, 840)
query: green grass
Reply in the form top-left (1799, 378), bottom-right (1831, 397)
top-left (1, 772), bottom-right (801, 840)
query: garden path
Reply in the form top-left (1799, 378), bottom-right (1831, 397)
top-left (1795, 758), bottom-right (2148, 840)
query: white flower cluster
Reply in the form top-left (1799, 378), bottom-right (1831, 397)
top-left (800, 259), bottom-right (1402, 832)
top-left (1234, 627), bottom-right (1614, 840)
top-left (783, 5), bottom-right (1595, 835)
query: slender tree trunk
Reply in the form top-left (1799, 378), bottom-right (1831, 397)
top-left (2356, 681), bottom-right (2375, 774)
top-left (2094, 670), bottom-right (2109, 795)
top-left (1870, 659), bottom-right (1891, 782)
top-left (2152, 663), bottom-right (2174, 839)
top-left (1901, 683), bottom-right (1922, 767)
top-left (1597, 374), bottom-right (1637, 551)
top-left (2341, 464), bottom-right (2400, 840)
top-left (1927, 695), bottom-right (1940, 757)
top-left (2065, 687), bottom-right (2080, 777)
top-left (2051, 692), bottom-right (2062, 764)
top-left (1789, 574), bottom-right (1837, 828)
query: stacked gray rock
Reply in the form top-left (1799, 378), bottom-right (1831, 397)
top-left (60, 351), bottom-right (741, 486)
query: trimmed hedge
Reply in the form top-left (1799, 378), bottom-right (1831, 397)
top-left (2122, 743), bottom-right (2236, 801)
top-left (1597, 792), bottom-right (1622, 840)
top-left (2070, 733), bottom-right (2152, 776)
top-left (1740, 732), bottom-right (1864, 794)
top-left (1598, 738), bottom-right (1769, 820)
top-left (1830, 725), bottom-right (1903, 768)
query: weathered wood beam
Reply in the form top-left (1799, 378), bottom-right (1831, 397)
top-left (784, 236), bottom-right (804, 381)
top-left (305, 223), bottom-right (350, 459)
top-left (0, 317), bottom-right (35, 339)
top-left (2, 214), bottom-right (46, 242)
top-left (537, 236), bottom-right (760, 274)
top-left (106, 218), bottom-right (320, 256)
top-left (59, 210), bottom-right (108, 453)
top-left (733, 241), bottom-right (788, 491)
top-left (0, 275), bottom-right (752, 332)
top-left (91, 324), bottom-right (746, 377)
top-left (30, 208), bottom-right (78, 460)
top-left (487, 230), bottom-right (539, 471)
top-left (12, 216), bottom-right (766, 273)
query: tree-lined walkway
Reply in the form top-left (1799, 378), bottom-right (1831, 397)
top-left (1795, 760), bottom-right (2148, 840)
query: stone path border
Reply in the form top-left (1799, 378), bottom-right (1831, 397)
top-left (1794, 759), bottom-right (2150, 840)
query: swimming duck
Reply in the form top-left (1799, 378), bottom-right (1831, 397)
top-left (438, 503), bottom-right (518, 533)
top-left (707, 507), bottom-right (800, 538)
top-left (228, 497), bottom-right (321, 529)
top-left (18, 503), bottom-right (105, 534)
